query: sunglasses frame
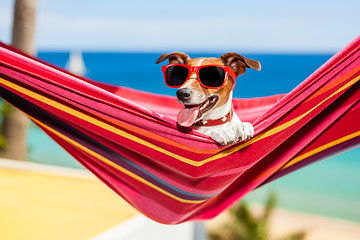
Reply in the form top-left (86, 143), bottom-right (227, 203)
top-left (161, 64), bottom-right (237, 89)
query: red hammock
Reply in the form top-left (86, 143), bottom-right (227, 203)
top-left (0, 36), bottom-right (359, 224)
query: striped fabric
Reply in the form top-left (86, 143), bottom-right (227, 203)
top-left (0, 35), bottom-right (359, 224)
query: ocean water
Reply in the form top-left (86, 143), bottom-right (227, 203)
top-left (27, 52), bottom-right (360, 222)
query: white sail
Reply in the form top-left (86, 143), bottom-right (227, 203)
top-left (66, 51), bottom-right (86, 76)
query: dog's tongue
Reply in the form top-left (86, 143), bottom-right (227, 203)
top-left (177, 106), bottom-right (200, 127)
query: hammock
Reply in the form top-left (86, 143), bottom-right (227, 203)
top-left (0, 36), bottom-right (359, 224)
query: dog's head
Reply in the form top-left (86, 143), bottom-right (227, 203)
top-left (156, 52), bottom-right (260, 127)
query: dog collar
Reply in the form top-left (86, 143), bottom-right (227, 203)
top-left (195, 109), bottom-right (233, 127)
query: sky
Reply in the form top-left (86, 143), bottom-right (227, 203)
top-left (0, 0), bottom-right (359, 53)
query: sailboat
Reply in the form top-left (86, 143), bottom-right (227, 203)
top-left (66, 51), bottom-right (86, 76)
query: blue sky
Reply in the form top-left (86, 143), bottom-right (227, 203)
top-left (0, 0), bottom-right (359, 53)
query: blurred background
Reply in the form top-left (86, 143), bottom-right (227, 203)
top-left (1, 0), bottom-right (359, 52)
top-left (0, 0), bottom-right (359, 239)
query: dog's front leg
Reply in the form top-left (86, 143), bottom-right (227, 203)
top-left (207, 115), bottom-right (254, 145)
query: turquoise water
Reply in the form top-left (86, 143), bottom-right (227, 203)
top-left (27, 52), bottom-right (360, 222)
top-left (243, 148), bottom-right (360, 222)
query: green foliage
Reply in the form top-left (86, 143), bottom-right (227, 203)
top-left (208, 193), bottom-right (306, 240)
top-left (0, 100), bottom-right (9, 149)
top-left (277, 232), bottom-right (307, 240)
top-left (1, 101), bottom-right (14, 116)
top-left (0, 132), bottom-right (6, 149)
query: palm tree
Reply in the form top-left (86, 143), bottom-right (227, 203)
top-left (208, 193), bottom-right (306, 240)
top-left (0, 0), bottom-right (37, 160)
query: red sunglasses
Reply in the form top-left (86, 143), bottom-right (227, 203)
top-left (161, 64), bottom-right (236, 89)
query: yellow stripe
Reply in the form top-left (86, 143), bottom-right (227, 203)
top-left (0, 78), bottom-right (195, 164)
top-left (29, 116), bottom-right (205, 204)
top-left (205, 75), bottom-right (360, 162)
top-left (281, 130), bottom-right (360, 170)
top-left (304, 66), bottom-right (360, 103)
top-left (0, 74), bottom-right (359, 167)
top-left (249, 131), bottom-right (360, 186)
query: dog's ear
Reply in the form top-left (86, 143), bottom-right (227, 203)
top-left (221, 53), bottom-right (261, 77)
top-left (156, 52), bottom-right (190, 65)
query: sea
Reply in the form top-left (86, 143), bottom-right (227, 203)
top-left (27, 51), bottom-right (360, 222)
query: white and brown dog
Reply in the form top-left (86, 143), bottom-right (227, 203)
top-left (156, 52), bottom-right (261, 145)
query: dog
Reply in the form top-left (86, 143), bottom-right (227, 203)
top-left (156, 52), bottom-right (261, 145)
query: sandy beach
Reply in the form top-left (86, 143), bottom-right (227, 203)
top-left (0, 159), bottom-right (138, 240)
top-left (206, 204), bottom-right (360, 240)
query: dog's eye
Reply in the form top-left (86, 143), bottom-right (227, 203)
top-left (166, 66), bottom-right (189, 87)
top-left (199, 67), bottom-right (226, 88)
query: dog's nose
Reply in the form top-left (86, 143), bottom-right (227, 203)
top-left (176, 88), bottom-right (192, 102)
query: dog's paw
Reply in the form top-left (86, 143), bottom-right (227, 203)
top-left (209, 122), bottom-right (254, 146)
top-left (238, 122), bottom-right (254, 141)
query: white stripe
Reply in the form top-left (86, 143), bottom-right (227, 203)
top-left (0, 158), bottom-right (92, 179)
top-left (89, 215), bottom-right (146, 240)
top-left (90, 214), bottom-right (195, 240)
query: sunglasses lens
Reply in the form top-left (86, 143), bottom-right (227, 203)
top-left (165, 66), bottom-right (189, 87)
top-left (199, 67), bottom-right (226, 88)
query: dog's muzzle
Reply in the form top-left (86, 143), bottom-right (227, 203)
top-left (176, 88), bottom-right (192, 103)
